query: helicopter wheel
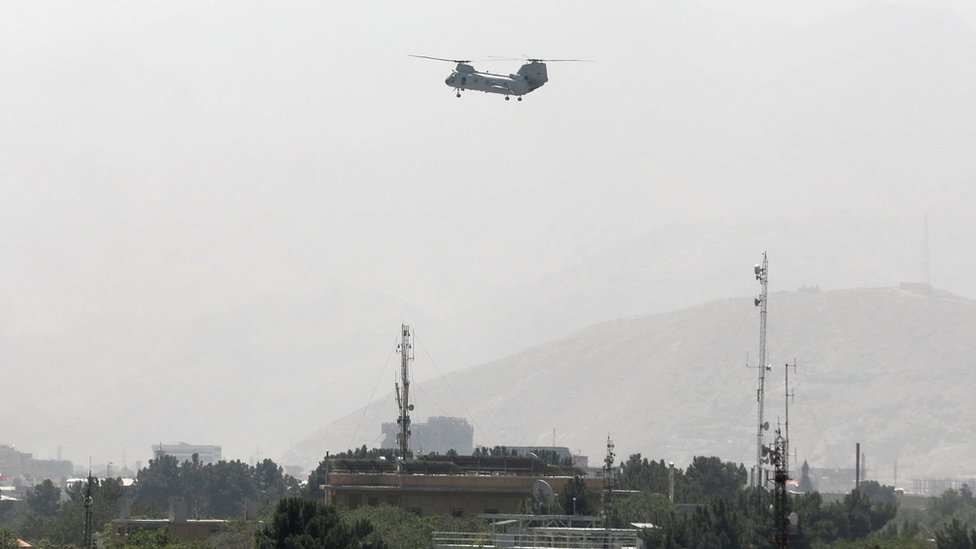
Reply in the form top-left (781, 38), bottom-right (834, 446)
top-left (505, 96), bottom-right (510, 101)
top-left (456, 92), bottom-right (461, 98)
top-left (517, 96), bottom-right (522, 102)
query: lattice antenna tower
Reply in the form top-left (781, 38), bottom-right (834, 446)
top-left (394, 324), bottom-right (415, 460)
top-left (602, 436), bottom-right (616, 538)
top-left (752, 253), bottom-right (771, 494)
top-left (83, 469), bottom-right (94, 548)
top-left (784, 360), bottom-right (796, 478)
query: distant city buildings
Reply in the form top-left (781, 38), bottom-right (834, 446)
top-left (152, 443), bottom-right (222, 465)
top-left (0, 444), bottom-right (72, 484)
top-left (380, 416), bottom-right (473, 455)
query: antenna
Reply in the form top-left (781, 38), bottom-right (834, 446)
top-left (602, 435), bottom-right (615, 540)
top-left (785, 360), bottom-right (796, 477)
top-left (752, 252), bottom-right (770, 499)
top-left (83, 467), bottom-right (94, 548)
top-left (395, 324), bottom-right (414, 460)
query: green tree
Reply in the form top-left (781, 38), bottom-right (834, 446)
top-left (306, 459), bottom-right (330, 501)
top-left (0, 528), bottom-right (18, 549)
top-left (26, 479), bottom-right (61, 517)
top-left (561, 476), bottom-right (593, 516)
top-left (935, 518), bottom-right (976, 549)
top-left (42, 477), bottom-right (126, 547)
top-left (859, 480), bottom-right (899, 508)
top-left (255, 497), bottom-right (379, 549)
top-left (684, 456), bottom-right (747, 502)
top-left (106, 527), bottom-right (208, 548)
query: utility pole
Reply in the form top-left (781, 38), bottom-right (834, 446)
top-left (394, 324), bottom-right (414, 461)
top-left (753, 253), bottom-right (770, 498)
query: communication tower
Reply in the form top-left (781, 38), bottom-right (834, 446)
top-left (83, 472), bottom-right (94, 548)
top-left (753, 253), bottom-right (770, 495)
top-left (394, 324), bottom-right (414, 459)
top-left (602, 436), bottom-right (616, 542)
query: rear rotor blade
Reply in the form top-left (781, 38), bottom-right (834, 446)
top-left (409, 54), bottom-right (471, 64)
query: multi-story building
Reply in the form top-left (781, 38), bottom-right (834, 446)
top-left (323, 454), bottom-right (602, 517)
top-left (152, 443), bottom-right (221, 465)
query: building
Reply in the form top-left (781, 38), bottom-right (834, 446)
top-left (501, 446), bottom-right (591, 471)
top-left (152, 443), bottom-right (221, 465)
top-left (380, 416), bottom-right (474, 455)
top-left (110, 519), bottom-right (229, 543)
top-left (323, 454), bottom-right (602, 517)
top-left (0, 445), bottom-right (72, 482)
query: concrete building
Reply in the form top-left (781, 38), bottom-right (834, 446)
top-left (323, 454), bottom-right (602, 517)
top-left (152, 443), bottom-right (221, 465)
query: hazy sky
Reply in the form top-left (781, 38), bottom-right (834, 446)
top-left (2, 1), bottom-right (974, 468)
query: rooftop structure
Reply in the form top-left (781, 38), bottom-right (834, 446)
top-left (152, 443), bottom-right (221, 465)
top-left (324, 454), bottom-right (599, 517)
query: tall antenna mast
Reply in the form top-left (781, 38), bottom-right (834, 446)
top-left (395, 324), bottom-right (414, 459)
top-left (784, 360), bottom-right (796, 479)
top-left (83, 470), bottom-right (94, 548)
top-left (602, 435), bottom-right (616, 541)
top-left (753, 252), bottom-right (770, 495)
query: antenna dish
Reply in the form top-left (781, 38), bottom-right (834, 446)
top-left (532, 479), bottom-right (555, 508)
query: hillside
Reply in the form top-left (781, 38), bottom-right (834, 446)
top-left (286, 287), bottom-right (976, 483)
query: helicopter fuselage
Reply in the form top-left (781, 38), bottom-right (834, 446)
top-left (445, 62), bottom-right (548, 99)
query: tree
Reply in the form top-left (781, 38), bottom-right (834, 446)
top-left (255, 497), bottom-right (380, 549)
top-left (26, 479), bottom-right (61, 517)
top-left (683, 456), bottom-right (747, 502)
top-left (561, 476), bottom-right (593, 516)
top-left (935, 518), bottom-right (976, 549)
top-left (859, 480), bottom-right (899, 508)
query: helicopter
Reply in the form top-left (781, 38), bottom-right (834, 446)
top-left (409, 55), bottom-right (590, 101)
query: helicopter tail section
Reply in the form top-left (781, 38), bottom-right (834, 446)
top-left (517, 61), bottom-right (548, 91)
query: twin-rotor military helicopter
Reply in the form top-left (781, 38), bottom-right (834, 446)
top-left (409, 55), bottom-right (591, 101)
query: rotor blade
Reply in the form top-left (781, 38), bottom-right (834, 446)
top-left (527, 58), bottom-right (594, 62)
top-left (408, 54), bottom-right (471, 63)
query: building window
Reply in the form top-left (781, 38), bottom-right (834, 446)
top-left (367, 497), bottom-right (379, 507)
top-left (451, 509), bottom-right (463, 518)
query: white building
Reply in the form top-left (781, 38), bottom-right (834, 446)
top-left (152, 443), bottom-right (222, 465)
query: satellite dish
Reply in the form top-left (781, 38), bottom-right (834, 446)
top-left (789, 512), bottom-right (799, 526)
top-left (763, 421), bottom-right (770, 431)
top-left (532, 480), bottom-right (555, 512)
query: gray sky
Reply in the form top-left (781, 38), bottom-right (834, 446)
top-left (2, 1), bottom-right (975, 469)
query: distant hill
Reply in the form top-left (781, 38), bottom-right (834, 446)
top-left (286, 287), bottom-right (976, 483)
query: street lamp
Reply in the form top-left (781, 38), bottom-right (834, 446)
top-left (572, 496), bottom-right (577, 515)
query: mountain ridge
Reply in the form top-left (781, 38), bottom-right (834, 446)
top-left (286, 286), bottom-right (976, 483)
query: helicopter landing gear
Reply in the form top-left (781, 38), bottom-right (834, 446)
top-left (505, 96), bottom-right (510, 101)
top-left (517, 96), bottom-right (522, 101)
top-left (456, 92), bottom-right (461, 98)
